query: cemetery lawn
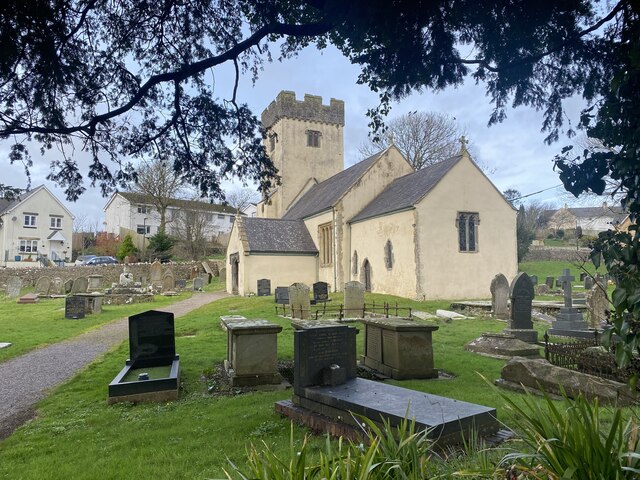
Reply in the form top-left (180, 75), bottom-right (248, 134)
top-left (3, 289), bottom-right (628, 479)
top-left (0, 284), bottom-right (221, 363)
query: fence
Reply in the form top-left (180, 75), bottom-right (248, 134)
top-left (275, 301), bottom-right (412, 320)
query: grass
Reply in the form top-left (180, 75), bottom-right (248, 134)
top-left (0, 260), bottom-right (631, 478)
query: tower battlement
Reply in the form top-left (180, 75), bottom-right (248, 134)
top-left (261, 91), bottom-right (345, 129)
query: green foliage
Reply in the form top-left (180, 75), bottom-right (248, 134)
top-left (226, 416), bottom-right (432, 480)
top-left (147, 229), bottom-right (174, 261)
top-left (498, 389), bottom-right (640, 479)
top-left (116, 234), bottom-right (137, 261)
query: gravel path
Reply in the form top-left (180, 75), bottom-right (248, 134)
top-left (0, 290), bottom-right (229, 440)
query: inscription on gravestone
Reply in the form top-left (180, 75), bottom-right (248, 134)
top-left (275, 286), bottom-right (289, 305)
top-left (294, 325), bottom-right (357, 395)
top-left (65, 296), bottom-right (86, 319)
top-left (313, 281), bottom-right (329, 302)
top-left (257, 279), bottom-right (271, 296)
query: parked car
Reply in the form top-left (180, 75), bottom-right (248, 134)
top-left (84, 256), bottom-right (118, 265)
top-left (74, 255), bottom-right (96, 266)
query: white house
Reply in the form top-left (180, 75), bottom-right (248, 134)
top-left (103, 192), bottom-right (238, 241)
top-left (0, 185), bottom-right (74, 267)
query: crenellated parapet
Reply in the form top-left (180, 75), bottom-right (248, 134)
top-left (261, 91), bottom-right (344, 129)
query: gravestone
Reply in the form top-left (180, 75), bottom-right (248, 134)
top-left (490, 273), bottom-right (509, 319)
top-left (584, 276), bottom-right (594, 290)
top-left (313, 281), bottom-right (329, 303)
top-left (289, 283), bottom-right (310, 319)
top-left (257, 279), bottom-right (271, 297)
top-left (193, 277), bottom-right (204, 291)
top-left (344, 281), bottom-right (365, 317)
top-left (87, 274), bottom-right (103, 290)
top-left (64, 279), bottom-right (74, 294)
top-left (293, 325), bottom-right (357, 395)
top-left (108, 310), bottom-right (180, 404)
top-left (70, 277), bottom-right (88, 294)
top-left (224, 318), bottom-right (283, 387)
top-left (278, 324), bottom-right (499, 447)
top-left (275, 286), bottom-right (289, 305)
top-left (150, 260), bottom-right (163, 288)
top-left (6, 277), bottom-right (22, 298)
top-left (76, 292), bottom-right (104, 314)
top-left (51, 277), bottom-right (64, 295)
top-left (587, 284), bottom-right (609, 328)
top-left (190, 266), bottom-right (199, 279)
top-left (361, 317), bottom-right (439, 379)
top-left (530, 275), bottom-right (538, 285)
top-left (219, 267), bottom-right (227, 283)
top-left (545, 276), bottom-right (554, 289)
top-left (200, 273), bottom-right (211, 285)
top-left (34, 276), bottom-right (52, 296)
top-left (65, 296), bottom-right (86, 319)
top-left (504, 272), bottom-right (537, 343)
top-left (548, 268), bottom-right (590, 337)
top-left (162, 271), bottom-right (175, 291)
top-left (211, 262), bottom-right (220, 276)
top-left (17, 293), bottom-right (38, 304)
top-left (580, 272), bottom-right (587, 281)
top-left (175, 279), bottom-right (187, 289)
top-left (536, 284), bottom-right (549, 295)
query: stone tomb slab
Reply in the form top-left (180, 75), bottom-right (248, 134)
top-left (289, 378), bottom-right (499, 446)
top-left (219, 314), bottom-right (248, 331)
top-left (108, 310), bottom-right (180, 404)
top-left (361, 317), bottom-right (439, 379)
top-left (465, 333), bottom-right (540, 358)
top-left (17, 293), bottom-right (39, 304)
top-left (225, 319), bottom-right (283, 387)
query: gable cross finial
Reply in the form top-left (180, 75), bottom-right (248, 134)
top-left (389, 132), bottom-right (395, 146)
top-left (459, 135), bottom-right (468, 152)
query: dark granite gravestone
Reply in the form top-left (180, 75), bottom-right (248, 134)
top-left (545, 276), bottom-right (555, 289)
top-left (275, 286), bottom-right (289, 305)
top-left (257, 279), bottom-right (271, 297)
top-left (193, 277), bottom-right (204, 291)
top-left (313, 281), bottom-right (329, 303)
top-left (175, 279), bottom-right (187, 289)
top-left (548, 268), bottom-right (590, 338)
top-left (580, 272), bottom-right (587, 281)
top-left (530, 275), bottom-right (538, 285)
top-left (278, 324), bottom-right (499, 447)
top-left (504, 272), bottom-right (537, 343)
top-left (65, 296), bottom-right (86, 319)
top-left (108, 310), bottom-right (180, 404)
top-left (293, 325), bottom-right (357, 395)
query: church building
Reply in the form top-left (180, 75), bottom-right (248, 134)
top-left (226, 91), bottom-right (517, 300)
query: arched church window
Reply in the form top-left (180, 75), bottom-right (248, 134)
top-left (306, 130), bottom-right (321, 148)
top-left (456, 212), bottom-right (479, 252)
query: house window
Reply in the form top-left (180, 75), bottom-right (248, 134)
top-left (137, 225), bottom-right (151, 235)
top-left (23, 214), bottom-right (37, 227)
top-left (318, 222), bottom-right (333, 266)
top-left (307, 130), bottom-right (321, 148)
top-left (229, 216), bottom-right (234, 223)
top-left (218, 214), bottom-right (225, 220)
top-left (457, 212), bottom-right (479, 252)
top-left (352, 251), bottom-right (358, 275)
top-left (384, 240), bottom-right (394, 269)
top-left (137, 206), bottom-right (149, 214)
top-left (19, 239), bottom-right (38, 253)
top-left (50, 217), bottom-right (62, 229)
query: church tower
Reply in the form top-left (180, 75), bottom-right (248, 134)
top-left (258, 91), bottom-right (344, 218)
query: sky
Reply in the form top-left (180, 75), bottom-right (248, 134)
top-left (1, 42), bottom-right (598, 227)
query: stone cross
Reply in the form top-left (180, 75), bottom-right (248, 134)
top-left (558, 269), bottom-right (575, 308)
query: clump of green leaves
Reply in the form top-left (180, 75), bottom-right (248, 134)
top-left (116, 234), bottom-right (137, 261)
top-left (225, 415), bottom-right (433, 480)
top-left (498, 388), bottom-right (640, 479)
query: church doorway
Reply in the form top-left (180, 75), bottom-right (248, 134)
top-left (361, 259), bottom-right (372, 292)
top-left (230, 253), bottom-right (239, 294)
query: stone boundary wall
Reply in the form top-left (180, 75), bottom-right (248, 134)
top-left (523, 246), bottom-right (591, 262)
top-left (0, 259), bottom-right (225, 288)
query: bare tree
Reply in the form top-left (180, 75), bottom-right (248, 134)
top-left (171, 201), bottom-right (218, 260)
top-left (225, 187), bottom-right (260, 213)
top-left (359, 112), bottom-right (465, 170)
top-left (133, 158), bottom-right (185, 232)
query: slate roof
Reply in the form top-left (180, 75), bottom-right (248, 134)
top-left (242, 217), bottom-right (318, 254)
top-left (349, 155), bottom-right (462, 223)
top-left (117, 192), bottom-right (237, 214)
top-left (0, 198), bottom-right (16, 215)
top-left (543, 205), bottom-right (628, 224)
top-left (282, 150), bottom-right (386, 220)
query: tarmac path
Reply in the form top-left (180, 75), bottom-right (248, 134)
top-left (0, 290), bottom-right (229, 440)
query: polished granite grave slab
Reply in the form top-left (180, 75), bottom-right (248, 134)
top-left (283, 377), bottom-right (498, 445)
